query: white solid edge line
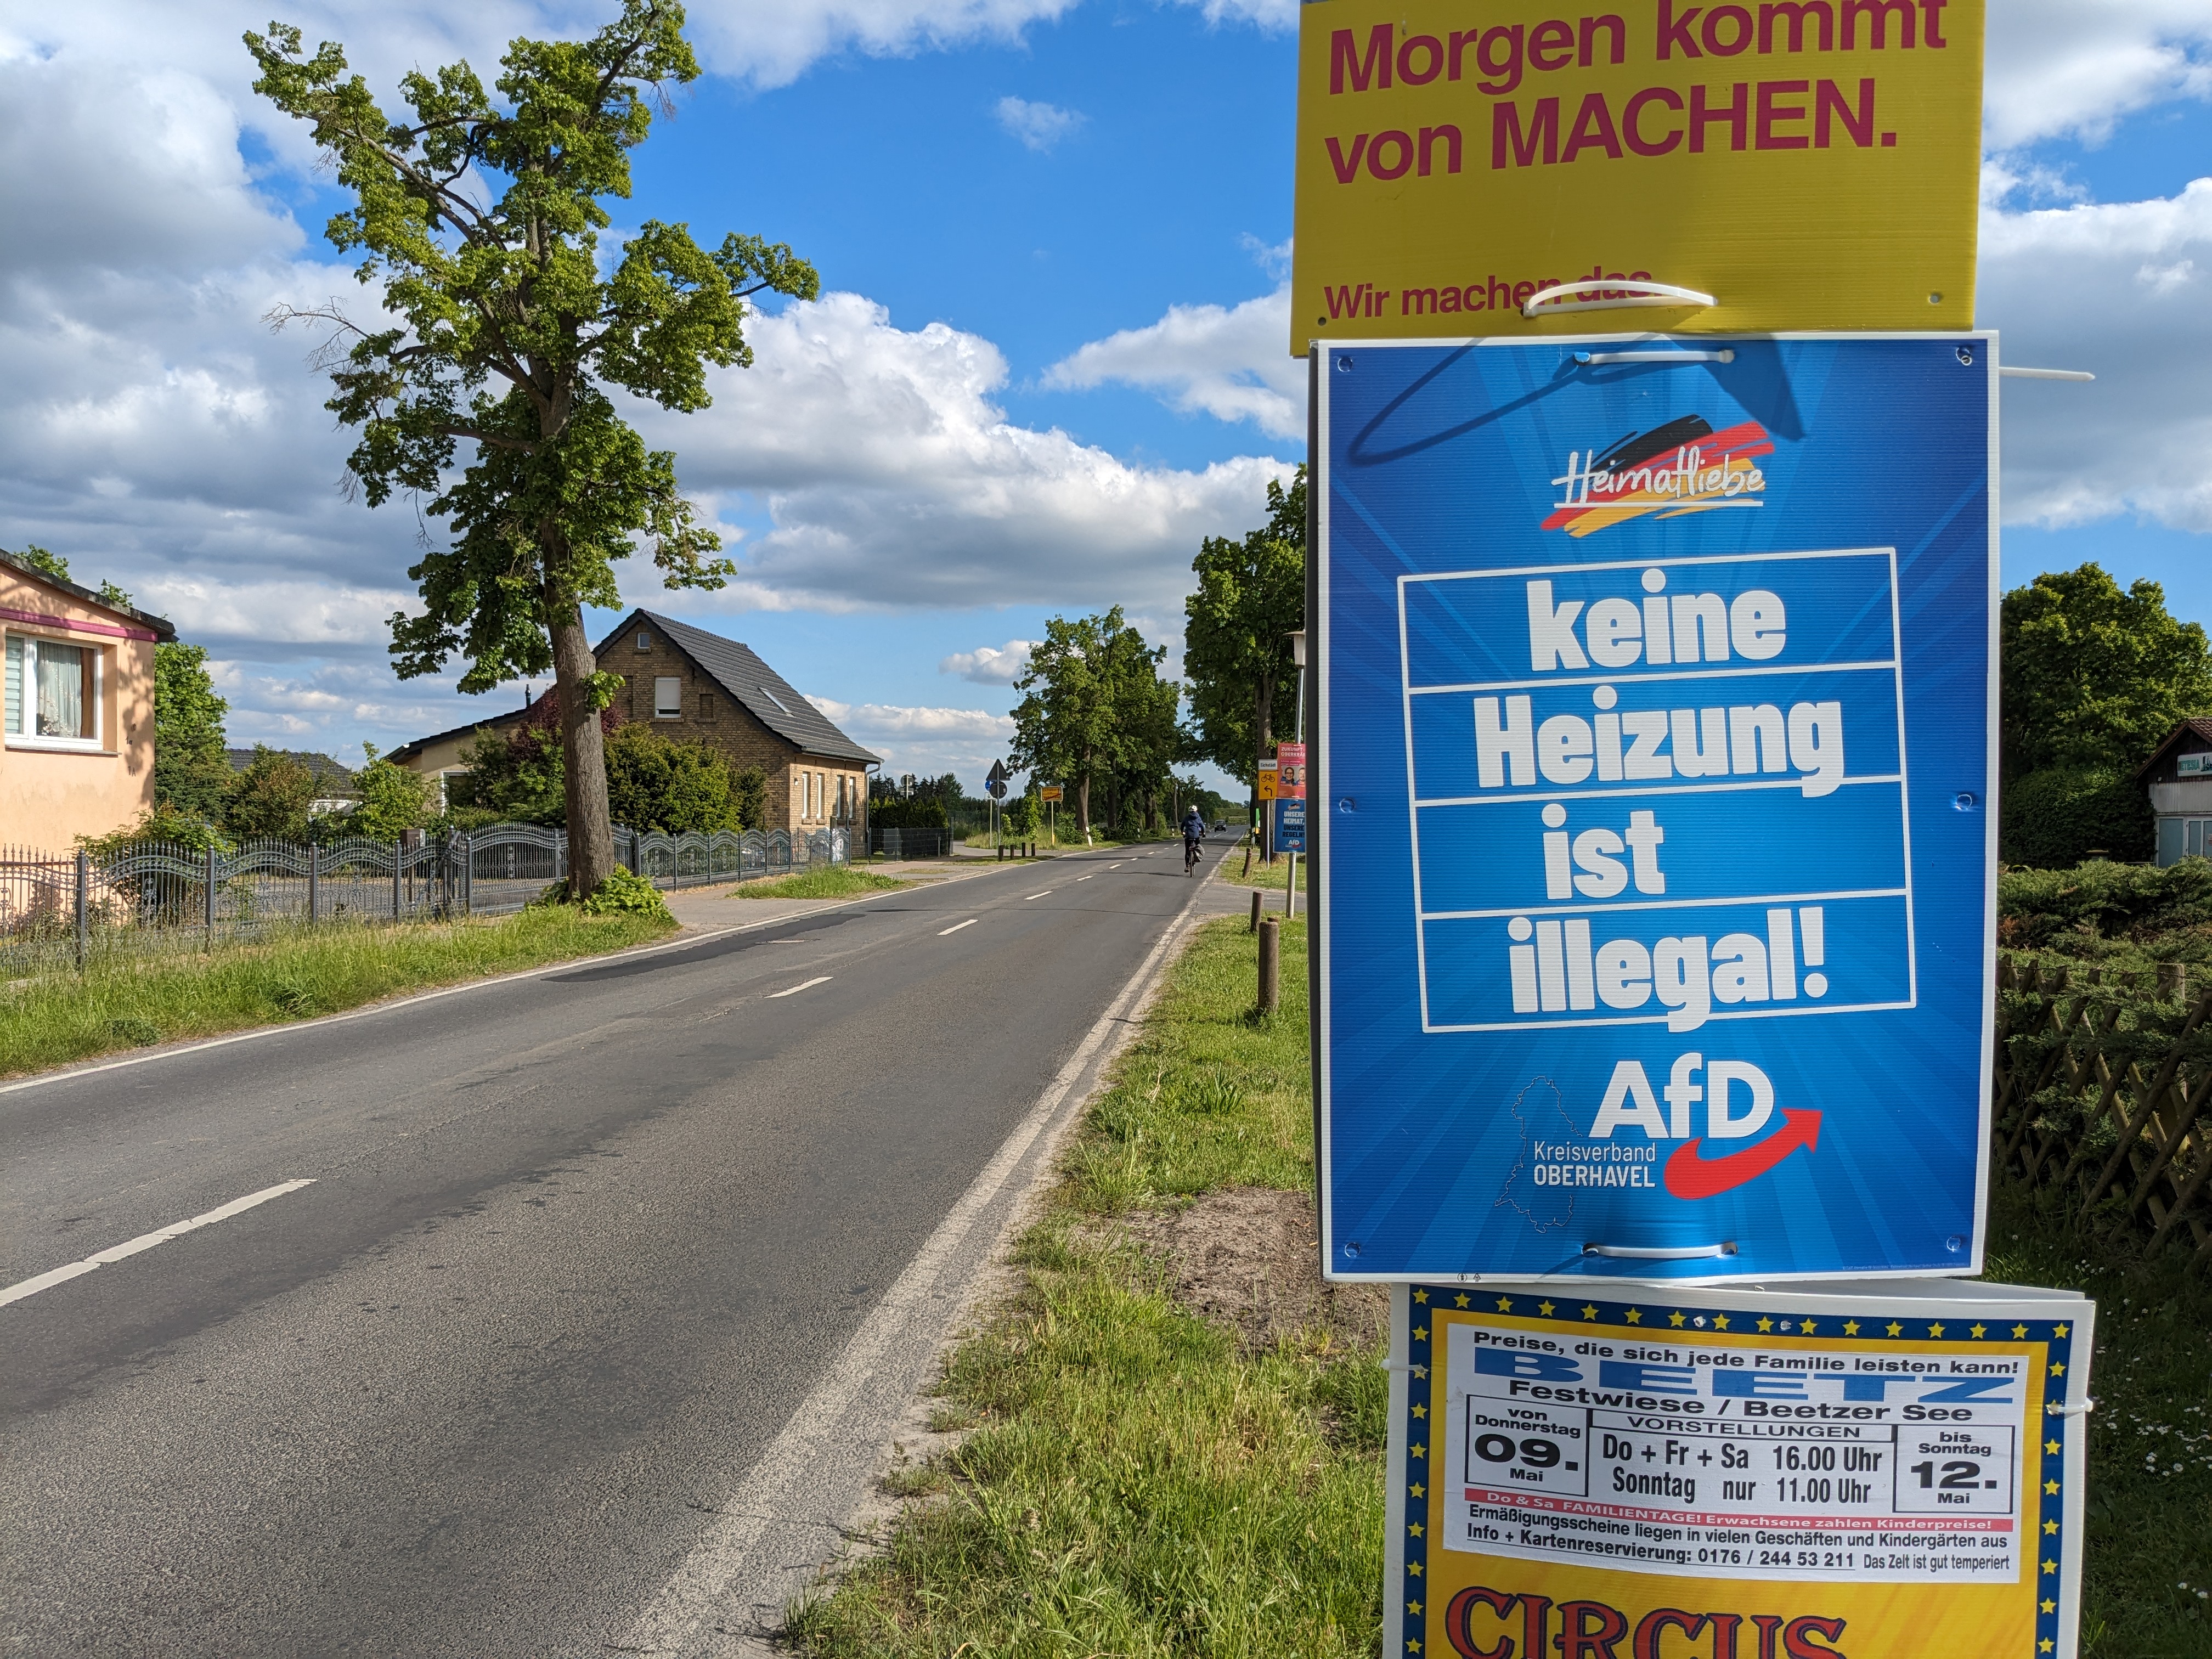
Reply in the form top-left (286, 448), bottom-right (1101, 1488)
top-left (624, 836), bottom-right (1220, 1655)
top-left (1, 1178), bottom-right (317, 1310)
top-left (0, 866), bottom-right (1015, 1098)
top-left (766, 975), bottom-right (831, 998)
top-left (938, 918), bottom-right (979, 935)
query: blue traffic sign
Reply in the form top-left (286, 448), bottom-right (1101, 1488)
top-left (1316, 335), bottom-right (1997, 1282)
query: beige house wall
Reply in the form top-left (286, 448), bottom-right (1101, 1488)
top-left (1, 567), bottom-right (160, 849)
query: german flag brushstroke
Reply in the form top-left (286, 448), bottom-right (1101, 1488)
top-left (1543, 417), bottom-right (1776, 539)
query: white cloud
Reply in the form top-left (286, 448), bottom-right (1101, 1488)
top-left (1165, 0), bottom-right (1296, 32)
top-left (939, 639), bottom-right (1036, 682)
top-left (1043, 283), bottom-right (1306, 439)
top-left (1979, 178), bottom-right (2212, 532)
top-left (1984, 0), bottom-right (2212, 149)
top-left (994, 95), bottom-right (1083, 151)
top-left (804, 696), bottom-right (1014, 779)
top-left (636, 292), bottom-right (1294, 614)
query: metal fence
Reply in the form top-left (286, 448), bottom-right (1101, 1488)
top-left (0, 822), bottom-right (848, 977)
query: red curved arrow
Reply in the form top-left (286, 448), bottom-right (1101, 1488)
top-left (1664, 1109), bottom-right (1822, 1200)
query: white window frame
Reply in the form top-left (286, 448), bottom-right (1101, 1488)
top-left (4, 632), bottom-right (104, 752)
top-left (653, 676), bottom-right (682, 719)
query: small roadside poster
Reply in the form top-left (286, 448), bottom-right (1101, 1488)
top-left (1314, 334), bottom-right (1996, 1282)
top-left (1277, 797), bottom-right (1309, 854)
top-left (1386, 1279), bottom-right (2093, 1659)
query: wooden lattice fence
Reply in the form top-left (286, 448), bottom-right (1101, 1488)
top-left (1994, 954), bottom-right (2212, 1267)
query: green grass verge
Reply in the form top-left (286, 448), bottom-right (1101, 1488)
top-left (0, 907), bottom-right (674, 1080)
top-left (1981, 1187), bottom-right (2212, 1657)
top-left (731, 866), bottom-right (912, 900)
top-left (788, 915), bottom-right (1388, 1659)
top-left (791, 912), bottom-right (2204, 1656)
top-left (1218, 843), bottom-right (1306, 894)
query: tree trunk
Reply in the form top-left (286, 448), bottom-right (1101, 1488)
top-left (549, 600), bottom-right (616, 897)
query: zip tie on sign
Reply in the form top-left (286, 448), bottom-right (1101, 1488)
top-left (1576, 349), bottom-right (1735, 366)
top-left (2044, 1398), bottom-right (2097, 1416)
top-left (1523, 278), bottom-right (1718, 318)
top-left (1583, 1241), bottom-right (1738, 1260)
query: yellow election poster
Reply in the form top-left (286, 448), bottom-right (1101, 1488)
top-left (1293, 0), bottom-right (1985, 346)
top-left (1387, 1279), bottom-right (2095, 1659)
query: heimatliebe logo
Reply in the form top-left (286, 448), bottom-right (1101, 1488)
top-left (1544, 414), bottom-right (1775, 539)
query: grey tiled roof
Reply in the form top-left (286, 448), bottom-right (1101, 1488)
top-left (601, 610), bottom-right (881, 766)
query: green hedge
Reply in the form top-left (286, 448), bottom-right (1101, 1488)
top-left (1999, 765), bottom-right (2153, 867)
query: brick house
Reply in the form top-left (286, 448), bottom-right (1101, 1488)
top-left (391, 609), bottom-right (879, 832)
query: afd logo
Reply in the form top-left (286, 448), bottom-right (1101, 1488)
top-left (1545, 415), bottom-right (1775, 539)
top-left (1589, 1054), bottom-right (1819, 1199)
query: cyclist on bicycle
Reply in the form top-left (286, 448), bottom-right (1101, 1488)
top-left (1182, 806), bottom-right (1206, 873)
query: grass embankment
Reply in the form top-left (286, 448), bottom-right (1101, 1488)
top-left (0, 907), bottom-right (674, 1079)
top-left (789, 915), bottom-right (1389, 1659)
top-left (1219, 840), bottom-right (1306, 894)
top-left (732, 866), bottom-right (912, 900)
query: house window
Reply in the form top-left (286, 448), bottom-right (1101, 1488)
top-left (654, 676), bottom-right (682, 718)
top-left (3, 634), bottom-right (101, 749)
top-left (636, 629), bottom-right (652, 650)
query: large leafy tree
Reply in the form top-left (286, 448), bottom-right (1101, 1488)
top-left (1010, 608), bottom-right (1174, 843)
top-left (1184, 467), bottom-right (1306, 797)
top-left (248, 3), bottom-right (817, 895)
top-left (2001, 563), bottom-right (2212, 781)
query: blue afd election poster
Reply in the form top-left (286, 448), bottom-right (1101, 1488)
top-left (1316, 334), bottom-right (1997, 1283)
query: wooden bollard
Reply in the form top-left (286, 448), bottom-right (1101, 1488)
top-left (1258, 917), bottom-right (1281, 1014)
top-left (1249, 889), bottom-right (1263, 932)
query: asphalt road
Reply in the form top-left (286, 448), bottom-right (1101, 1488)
top-left (1, 840), bottom-right (1242, 1656)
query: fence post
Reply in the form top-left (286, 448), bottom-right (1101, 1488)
top-left (206, 844), bottom-right (217, 940)
top-left (461, 833), bottom-right (473, 916)
top-left (307, 844), bottom-right (318, 924)
top-left (393, 841), bottom-right (403, 922)
top-left (1257, 917), bottom-right (1280, 1014)
top-left (74, 850), bottom-right (89, 972)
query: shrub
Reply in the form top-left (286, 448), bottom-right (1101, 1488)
top-left (343, 744), bottom-right (435, 839)
top-left (578, 867), bottom-right (673, 921)
top-left (1997, 856), bottom-right (2212, 951)
top-left (1999, 765), bottom-right (2154, 868)
top-left (870, 796), bottom-right (949, 830)
top-left (605, 723), bottom-right (749, 834)
top-left (223, 746), bottom-right (319, 840)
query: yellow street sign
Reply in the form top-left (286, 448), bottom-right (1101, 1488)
top-left (1257, 764), bottom-right (1280, 802)
top-left (1039, 785), bottom-right (1064, 802)
top-left (1293, 0), bottom-right (1984, 346)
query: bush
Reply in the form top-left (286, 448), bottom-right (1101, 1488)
top-left (343, 744), bottom-right (435, 839)
top-left (223, 746), bottom-right (319, 840)
top-left (2000, 765), bottom-right (2154, 868)
top-left (1997, 856), bottom-right (2212, 952)
top-left (580, 867), bottom-right (673, 921)
top-left (869, 796), bottom-right (949, 830)
top-left (605, 723), bottom-right (753, 834)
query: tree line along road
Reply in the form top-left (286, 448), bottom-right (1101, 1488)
top-left (1, 842), bottom-right (1245, 1657)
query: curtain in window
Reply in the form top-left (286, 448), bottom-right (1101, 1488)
top-left (36, 642), bottom-right (84, 738)
top-left (3, 636), bottom-right (21, 735)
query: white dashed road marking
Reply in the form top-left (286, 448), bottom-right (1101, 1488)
top-left (1023, 891), bottom-right (1052, 900)
top-left (1, 1178), bottom-right (318, 1309)
top-left (938, 919), bottom-right (978, 935)
top-left (768, 976), bottom-right (832, 998)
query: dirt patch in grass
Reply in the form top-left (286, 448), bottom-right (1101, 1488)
top-left (1122, 1187), bottom-right (1386, 1355)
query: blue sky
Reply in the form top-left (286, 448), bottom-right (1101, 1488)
top-left (2, 0), bottom-right (2208, 792)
